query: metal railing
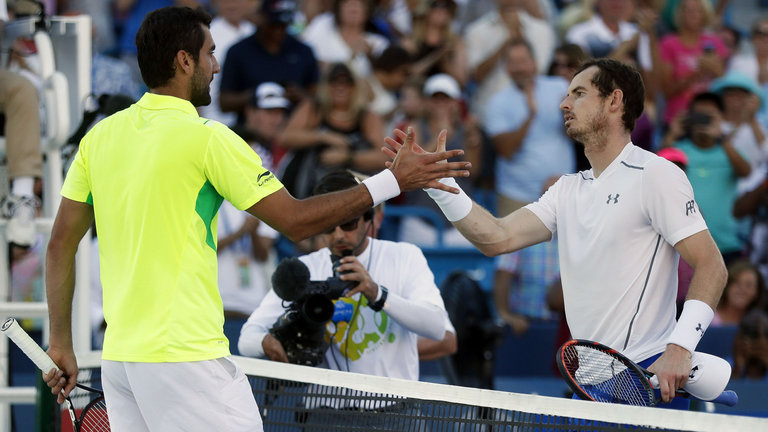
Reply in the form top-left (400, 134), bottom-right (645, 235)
top-left (0, 14), bottom-right (92, 432)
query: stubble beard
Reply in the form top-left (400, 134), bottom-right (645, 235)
top-left (190, 67), bottom-right (212, 107)
top-left (566, 110), bottom-right (609, 153)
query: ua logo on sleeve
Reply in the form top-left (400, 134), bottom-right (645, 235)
top-left (606, 194), bottom-right (620, 204)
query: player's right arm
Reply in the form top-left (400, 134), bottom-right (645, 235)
top-left (44, 128), bottom-right (95, 401)
top-left (45, 197), bottom-right (94, 401)
top-left (453, 204), bottom-right (551, 257)
top-left (249, 129), bottom-right (471, 242)
top-left (383, 128), bottom-right (551, 257)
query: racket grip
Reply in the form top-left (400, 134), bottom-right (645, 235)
top-left (649, 375), bottom-right (659, 388)
top-left (1, 318), bottom-right (58, 373)
top-left (710, 390), bottom-right (739, 407)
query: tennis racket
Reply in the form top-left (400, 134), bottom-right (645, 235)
top-left (556, 339), bottom-right (738, 407)
top-left (1, 318), bottom-right (110, 431)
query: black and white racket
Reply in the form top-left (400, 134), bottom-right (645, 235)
top-left (556, 339), bottom-right (738, 407)
top-left (1, 318), bottom-right (110, 431)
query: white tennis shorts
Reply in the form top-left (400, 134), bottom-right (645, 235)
top-left (102, 357), bottom-right (263, 431)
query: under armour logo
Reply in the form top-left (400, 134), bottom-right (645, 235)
top-left (689, 365), bottom-right (699, 379)
top-left (695, 323), bottom-right (704, 336)
top-left (686, 200), bottom-right (696, 216)
top-left (606, 194), bottom-right (620, 204)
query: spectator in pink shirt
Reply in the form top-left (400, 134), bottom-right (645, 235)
top-left (658, 0), bottom-right (728, 126)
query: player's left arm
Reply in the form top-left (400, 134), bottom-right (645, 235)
top-left (649, 230), bottom-right (727, 402)
top-left (675, 231), bottom-right (727, 310)
top-left (642, 158), bottom-right (727, 402)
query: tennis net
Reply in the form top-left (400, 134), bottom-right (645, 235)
top-left (65, 351), bottom-right (766, 432)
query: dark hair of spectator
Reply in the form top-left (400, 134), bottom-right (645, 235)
top-left (690, 91), bottom-right (725, 113)
top-left (506, 38), bottom-right (536, 59)
top-left (312, 171), bottom-right (374, 221)
top-left (135, 6), bottom-right (212, 89)
top-left (429, 0), bottom-right (457, 16)
top-left (372, 45), bottom-right (412, 72)
top-left (739, 309), bottom-right (768, 339)
top-left (332, 0), bottom-right (374, 27)
top-left (720, 25), bottom-right (742, 49)
top-left (313, 170), bottom-right (359, 196)
top-left (574, 58), bottom-right (645, 132)
top-left (547, 43), bottom-right (589, 76)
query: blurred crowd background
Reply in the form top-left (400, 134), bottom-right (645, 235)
top-left (4, 0), bottom-right (768, 392)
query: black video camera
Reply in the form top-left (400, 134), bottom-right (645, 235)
top-left (268, 256), bottom-right (355, 366)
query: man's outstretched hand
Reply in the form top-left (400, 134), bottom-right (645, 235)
top-left (384, 128), bottom-right (470, 193)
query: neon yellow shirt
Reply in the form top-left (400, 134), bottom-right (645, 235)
top-left (62, 93), bottom-right (283, 362)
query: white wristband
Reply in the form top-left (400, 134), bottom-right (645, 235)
top-left (362, 170), bottom-right (401, 206)
top-left (425, 178), bottom-right (473, 222)
top-left (668, 299), bottom-right (714, 353)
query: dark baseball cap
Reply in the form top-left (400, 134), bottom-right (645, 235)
top-left (262, 0), bottom-right (296, 24)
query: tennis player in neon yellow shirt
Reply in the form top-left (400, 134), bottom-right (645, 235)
top-left (42, 6), bottom-right (470, 431)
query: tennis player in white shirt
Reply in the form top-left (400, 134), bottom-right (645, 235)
top-left (385, 58), bottom-right (727, 409)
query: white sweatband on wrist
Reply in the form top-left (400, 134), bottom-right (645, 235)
top-left (425, 178), bottom-right (473, 222)
top-left (362, 169), bottom-right (401, 206)
top-left (668, 299), bottom-right (714, 353)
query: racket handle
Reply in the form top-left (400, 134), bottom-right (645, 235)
top-left (649, 374), bottom-right (739, 406)
top-left (710, 390), bottom-right (739, 407)
top-left (1, 318), bottom-right (58, 373)
top-left (649, 375), bottom-right (659, 388)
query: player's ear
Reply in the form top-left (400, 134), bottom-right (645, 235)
top-left (608, 89), bottom-right (624, 113)
top-left (175, 50), bottom-right (195, 75)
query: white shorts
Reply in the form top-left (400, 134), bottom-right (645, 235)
top-left (102, 357), bottom-right (263, 432)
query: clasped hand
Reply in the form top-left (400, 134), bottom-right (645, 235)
top-left (384, 127), bottom-right (471, 193)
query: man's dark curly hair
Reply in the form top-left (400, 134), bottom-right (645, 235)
top-left (135, 6), bottom-right (212, 89)
top-left (574, 58), bottom-right (645, 133)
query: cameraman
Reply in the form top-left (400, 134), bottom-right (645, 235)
top-left (662, 91), bottom-right (751, 264)
top-left (238, 171), bottom-right (447, 406)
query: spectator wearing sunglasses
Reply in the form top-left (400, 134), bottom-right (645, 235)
top-left (240, 171), bottom-right (448, 428)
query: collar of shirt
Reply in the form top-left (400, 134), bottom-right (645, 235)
top-left (136, 93), bottom-right (198, 116)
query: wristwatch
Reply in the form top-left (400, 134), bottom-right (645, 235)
top-left (369, 286), bottom-right (388, 312)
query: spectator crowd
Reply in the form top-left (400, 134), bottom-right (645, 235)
top-left (5, 0), bottom-right (768, 384)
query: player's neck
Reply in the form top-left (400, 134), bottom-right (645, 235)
top-left (584, 132), bottom-right (631, 178)
top-left (151, 80), bottom-right (191, 103)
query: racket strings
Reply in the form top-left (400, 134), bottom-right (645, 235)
top-left (79, 398), bottom-right (110, 432)
top-left (563, 346), bottom-right (655, 406)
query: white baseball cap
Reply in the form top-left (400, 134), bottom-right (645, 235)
top-left (684, 351), bottom-right (732, 401)
top-left (423, 73), bottom-right (461, 99)
top-left (254, 82), bottom-right (290, 109)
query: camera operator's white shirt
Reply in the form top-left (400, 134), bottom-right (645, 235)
top-left (239, 238), bottom-right (447, 383)
top-left (525, 143), bottom-right (708, 362)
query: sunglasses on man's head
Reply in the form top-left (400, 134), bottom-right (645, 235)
top-left (324, 217), bottom-right (362, 234)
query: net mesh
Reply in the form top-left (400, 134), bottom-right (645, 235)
top-left (63, 352), bottom-right (765, 432)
